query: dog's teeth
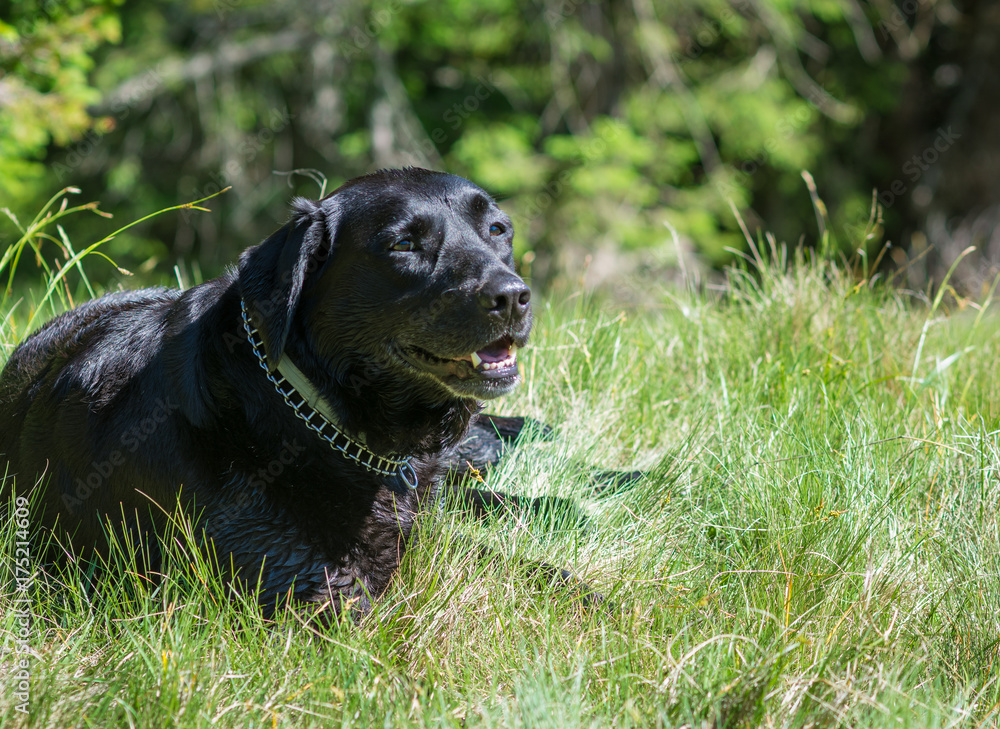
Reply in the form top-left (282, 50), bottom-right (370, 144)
top-left (471, 347), bottom-right (518, 372)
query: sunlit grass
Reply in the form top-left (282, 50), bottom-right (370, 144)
top-left (2, 196), bottom-right (999, 727)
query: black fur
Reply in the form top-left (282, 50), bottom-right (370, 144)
top-left (0, 168), bottom-right (568, 617)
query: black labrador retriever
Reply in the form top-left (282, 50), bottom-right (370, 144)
top-left (0, 168), bottom-right (594, 616)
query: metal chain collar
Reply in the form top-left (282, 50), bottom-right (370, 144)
top-left (240, 299), bottom-right (417, 488)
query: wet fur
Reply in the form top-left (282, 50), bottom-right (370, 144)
top-left (0, 168), bottom-right (545, 616)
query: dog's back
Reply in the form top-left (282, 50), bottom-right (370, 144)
top-left (0, 289), bottom-right (194, 550)
top-left (2, 290), bottom-right (173, 401)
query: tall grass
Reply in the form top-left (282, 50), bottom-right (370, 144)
top-left (2, 195), bottom-right (999, 727)
top-left (0, 187), bottom-right (225, 349)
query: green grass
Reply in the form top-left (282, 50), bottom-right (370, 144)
top-left (2, 198), bottom-right (1000, 727)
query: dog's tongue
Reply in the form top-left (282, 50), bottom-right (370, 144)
top-left (476, 343), bottom-right (513, 363)
top-left (466, 339), bottom-right (517, 369)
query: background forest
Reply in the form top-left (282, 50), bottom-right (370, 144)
top-left (1, 0), bottom-right (998, 294)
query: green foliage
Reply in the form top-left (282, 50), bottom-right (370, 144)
top-left (0, 0), bottom-right (916, 288)
top-left (0, 187), bottom-right (224, 347)
top-left (0, 1), bottom-right (121, 209)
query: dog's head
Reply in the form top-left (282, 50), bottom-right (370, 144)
top-left (239, 168), bottom-right (532, 402)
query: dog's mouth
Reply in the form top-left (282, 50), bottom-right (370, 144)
top-left (397, 334), bottom-right (523, 399)
top-left (405, 336), bottom-right (518, 380)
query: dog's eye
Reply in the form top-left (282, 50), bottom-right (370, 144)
top-left (489, 224), bottom-right (505, 236)
top-left (390, 239), bottom-right (417, 252)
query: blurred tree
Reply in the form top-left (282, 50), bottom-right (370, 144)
top-left (0, 0), bottom-right (121, 208)
top-left (0, 0), bottom-right (993, 294)
top-left (869, 0), bottom-right (1000, 296)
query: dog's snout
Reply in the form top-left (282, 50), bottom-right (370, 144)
top-left (477, 275), bottom-right (531, 321)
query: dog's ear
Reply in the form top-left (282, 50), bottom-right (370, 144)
top-left (238, 196), bottom-right (336, 370)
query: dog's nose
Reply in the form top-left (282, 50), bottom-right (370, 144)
top-left (477, 275), bottom-right (531, 321)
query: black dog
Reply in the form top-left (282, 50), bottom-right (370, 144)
top-left (0, 168), bottom-right (588, 616)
